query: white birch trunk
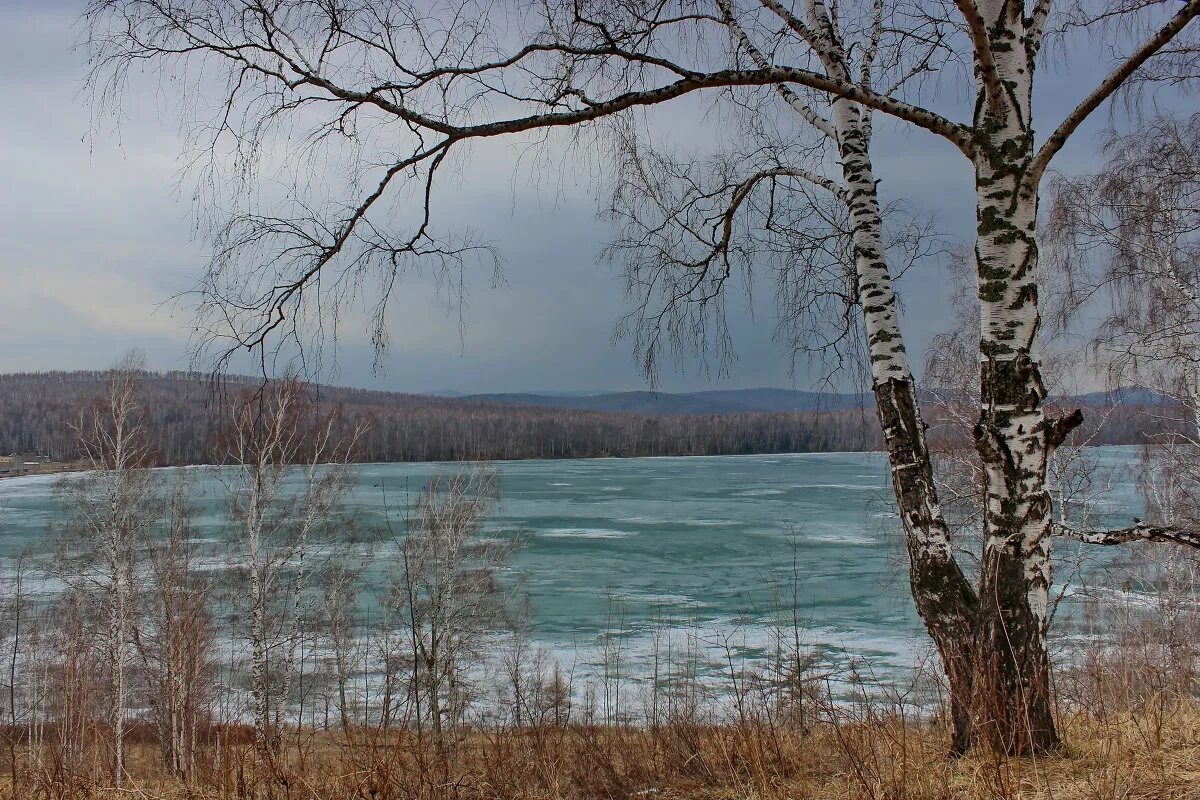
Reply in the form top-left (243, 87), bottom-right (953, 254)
top-left (969, 0), bottom-right (1060, 754)
top-left (792, 9), bottom-right (984, 748)
top-left (102, 375), bottom-right (140, 789)
top-left (831, 104), bottom-right (981, 752)
top-left (245, 480), bottom-right (274, 756)
top-left (109, 548), bottom-right (128, 789)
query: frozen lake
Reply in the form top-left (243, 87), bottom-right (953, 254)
top-left (0, 446), bottom-right (1148, 688)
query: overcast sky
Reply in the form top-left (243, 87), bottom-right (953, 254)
top-left (0, 0), bottom-right (1176, 394)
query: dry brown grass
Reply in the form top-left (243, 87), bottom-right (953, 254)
top-left (5, 696), bottom-right (1199, 800)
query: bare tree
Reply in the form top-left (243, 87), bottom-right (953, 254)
top-left (44, 588), bottom-right (105, 783)
top-left (83, 0), bottom-right (1200, 753)
top-left (1045, 110), bottom-right (1200, 684)
top-left (600, 3), bottom-right (980, 745)
top-left (0, 551), bottom-right (37, 788)
top-left (134, 473), bottom-right (214, 781)
top-left (216, 377), bottom-right (362, 758)
top-left (55, 351), bottom-right (158, 787)
top-left (1048, 111), bottom-right (1200, 491)
top-left (387, 465), bottom-right (521, 758)
top-left (317, 559), bottom-right (366, 732)
top-left (1043, 114), bottom-right (1200, 554)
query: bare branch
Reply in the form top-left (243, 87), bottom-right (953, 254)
top-left (1046, 408), bottom-right (1085, 449)
top-left (1031, 0), bottom-right (1200, 182)
top-left (718, 0), bottom-right (837, 138)
top-left (953, 0), bottom-right (1006, 113)
top-left (1052, 520), bottom-right (1200, 548)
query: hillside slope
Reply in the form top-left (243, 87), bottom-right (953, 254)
top-left (458, 387), bottom-right (870, 414)
top-left (0, 371), bottom-right (884, 464)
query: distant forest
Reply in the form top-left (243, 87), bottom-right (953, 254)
top-left (0, 371), bottom-right (1169, 465)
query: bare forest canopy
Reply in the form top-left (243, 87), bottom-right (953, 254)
top-left (0, 371), bottom-right (1172, 467)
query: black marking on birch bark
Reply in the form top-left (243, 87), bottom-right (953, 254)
top-left (974, 350), bottom-right (1061, 752)
top-left (969, 21), bottom-right (1063, 750)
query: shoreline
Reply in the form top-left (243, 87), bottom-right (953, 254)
top-left (0, 444), bottom-right (1147, 486)
top-left (0, 449), bottom-right (892, 485)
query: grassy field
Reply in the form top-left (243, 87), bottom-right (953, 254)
top-left (6, 693), bottom-right (1199, 799)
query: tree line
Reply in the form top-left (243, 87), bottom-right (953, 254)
top-left (0, 370), bottom-right (888, 462)
top-left (0, 370), bottom-right (1176, 468)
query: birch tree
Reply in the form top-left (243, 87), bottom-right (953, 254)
top-left (1048, 112), bottom-right (1200, 460)
top-left (217, 378), bottom-right (361, 758)
top-left (56, 351), bottom-right (158, 787)
top-left (85, 0), bottom-right (1200, 754)
top-left (135, 473), bottom-right (214, 780)
top-left (387, 465), bottom-right (520, 758)
top-left (0, 552), bottom-right (36, 787)
top-left (316, 559), bottom-right (366, 732)
top-left (1045, 111), bottom-right (1200, 670)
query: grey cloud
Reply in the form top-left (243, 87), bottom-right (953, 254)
top-left (0, 2), bottom-right (1186, 393)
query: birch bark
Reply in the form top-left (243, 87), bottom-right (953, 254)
top-left (833, 98), bottom-right (982, 757)
top-left (778, 0), bottom-right (983, 753)
top-left (968, 0), bottom-right (1060, 754)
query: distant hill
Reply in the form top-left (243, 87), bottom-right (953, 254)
top-left (0, 371), bottom-right (885, 465)
top-left (456, 387), bottom-right (871, 415)
top-left (1072, 386), bottom-right (1172, 407)
top-left (0, 371), bottom-right (1174, 467)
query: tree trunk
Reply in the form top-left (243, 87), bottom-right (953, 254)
top-left (334, 644), bottom-right (352, 731)
top-left (970, 0), bottom-right (1060, 754)
top-left (250, 559), bottom-right (274, 756)
top-left (875, 378), bottom-right (981, 754)
top-left (108, 505), bottom-right (128, 789)
top-left (973, 356), bottom-right (1060, 754)
top-left (835, 100), bottom-right (980, 754)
